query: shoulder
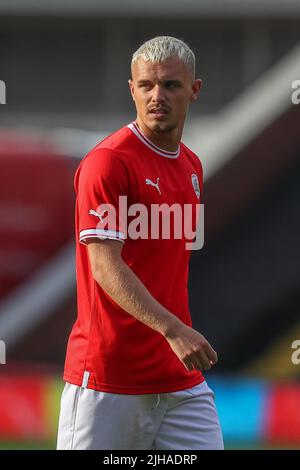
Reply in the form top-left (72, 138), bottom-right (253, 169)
top-left (81, 126), bottom-right (133, 168)
top-left (87, 126), bottom-right (133, 160)
top-left (181, 142), bottom-right (203, 178)
top-left (74, 128), bottom-right (134, 192)
top-left (76, 125), bottom-right (135, 177)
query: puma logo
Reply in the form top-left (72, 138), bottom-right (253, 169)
top-left (145, 177), bottom-right (161, 195)
top-left (89, 209), bottom-right (108, 223)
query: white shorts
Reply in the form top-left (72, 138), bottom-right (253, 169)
top-left (56, 380), bottom-right (224, 450)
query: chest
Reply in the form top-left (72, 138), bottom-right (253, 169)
top-left (128, 155), bottom-right (201, 207)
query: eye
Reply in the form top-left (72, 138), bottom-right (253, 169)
top-left (165, 81), bottom-right (181, 89)
top-left (139, 83), bottom-right (152, 90)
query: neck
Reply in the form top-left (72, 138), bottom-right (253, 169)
top-left (135, 117), bottom-right (182, 152)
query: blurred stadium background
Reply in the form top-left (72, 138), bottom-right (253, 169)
top-left (1, 0), bottom-right (300, 450)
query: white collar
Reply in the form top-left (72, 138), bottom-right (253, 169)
top-left (127, 121), bottom-right (180, 159)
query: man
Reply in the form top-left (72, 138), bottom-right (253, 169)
top-left (57, 36), bottom-right (223, 450)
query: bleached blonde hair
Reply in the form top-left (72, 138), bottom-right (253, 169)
top-left (131, 36), bottom-right (195, 77)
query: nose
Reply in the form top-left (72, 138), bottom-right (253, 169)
top-left (151, 84), bottom-right (165, 103)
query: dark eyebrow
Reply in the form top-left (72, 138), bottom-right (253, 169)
top-left (164, 80), bottom-right (182, 86)
top-left (137, 79), bottom-right (183, 86)
top-left (137, 80), bottom-right (152, 86)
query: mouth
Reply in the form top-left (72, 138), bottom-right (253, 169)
top-left (149, 108), bottom-right (169, 119)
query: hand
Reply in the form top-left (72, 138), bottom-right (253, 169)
top-left (164, 322), bottom-right (218, 372)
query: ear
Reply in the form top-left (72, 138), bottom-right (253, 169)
top-left (128, 79), bottom-right (135, 102)
top-left (190, 79), bottom-right (202, 103)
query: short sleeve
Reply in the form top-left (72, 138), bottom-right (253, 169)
top-left (75, 148), bottom-right (129, 244)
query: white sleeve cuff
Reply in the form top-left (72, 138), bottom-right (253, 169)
top-left (79, 229), bottom-right (125, 244)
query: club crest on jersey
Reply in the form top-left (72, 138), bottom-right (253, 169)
top-left (191, 174), bottom-right (200, 199)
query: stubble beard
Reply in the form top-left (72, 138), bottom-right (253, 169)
top-left (151, 120), bottom-right (177, 134)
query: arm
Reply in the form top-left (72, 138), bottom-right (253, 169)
top-left (87, 239), bottom-right (218, 372)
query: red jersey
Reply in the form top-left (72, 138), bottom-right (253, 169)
top-left (63, 121), bottom-right (205, 394)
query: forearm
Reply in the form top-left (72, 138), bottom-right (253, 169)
top-left (88, 241), bottom-right (217, 372)
top-left (93, 256), bottom-right (182, 337)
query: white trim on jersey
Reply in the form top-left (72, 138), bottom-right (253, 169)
top-left (79, 229), bottom-right (125, 244)
top-left (127, 122), bottom-right (180, 159)
top-left (82, 371), bottom-right (90, 388)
